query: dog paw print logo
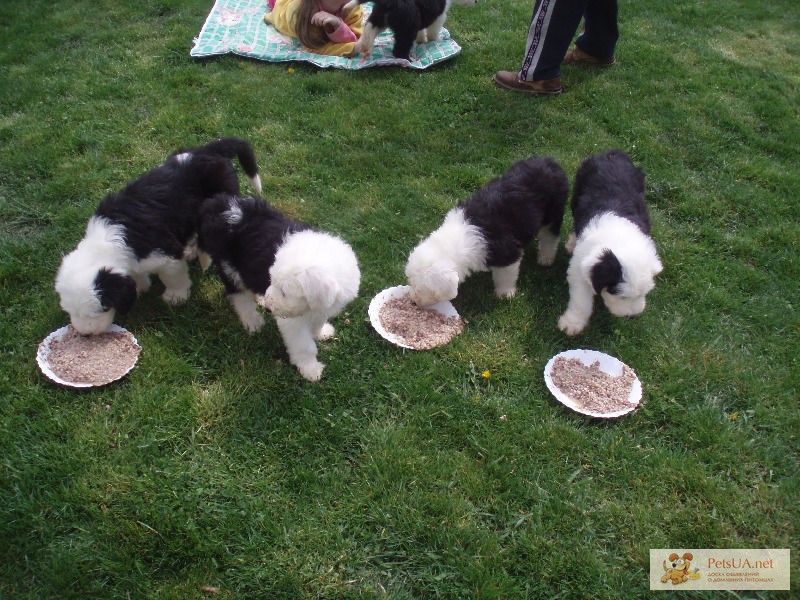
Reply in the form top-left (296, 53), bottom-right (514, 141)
top-left (661, 552), bottom-right (702, 585)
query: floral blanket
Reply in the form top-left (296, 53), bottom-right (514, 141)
top-left (190, 0), bottom-right (462, 70)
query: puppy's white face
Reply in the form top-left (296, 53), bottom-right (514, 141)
top-left (263, 266), bottom-right (340, 318)
top-left (597, 255), bottom-right (662, 318)
top-left (261, 230), bottom-right (359, 319)
top-left (55, 256), bottom-right (116, 335)
top-left (62, 294), bottom-right (115, 335)
top-left (407, 263), bottom-right (459, 307)
top-left (405, 243), bottom-right (459, 307)
top-left (55, 216), bottom-right (137, 334)
top-left (601, 286), bottom-right (649, 317)
top-left (262, 278), bottom-right (309, 318)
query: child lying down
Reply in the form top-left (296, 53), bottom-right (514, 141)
top-left (266, 0), bottom-right (364, 56)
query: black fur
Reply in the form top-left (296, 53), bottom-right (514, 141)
top-left (197, 194), bottom-right (309, 296)
top-left (589, 250), bottom-right (622, 294)
top-left (95, 137), bottom-right (259, 261)
top-left (172, 137), bottom-right (260, 182)
top-left (95, 269), bottom-right (137, 315)
top-left (570, 149), bottom-right (650, 236)
top-left (460, 156), bottom-right (568, 267)
top-left (354, 0), bottom-right (447, 59)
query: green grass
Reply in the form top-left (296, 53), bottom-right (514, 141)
top-left (1, 0), bottom-right (798, 598)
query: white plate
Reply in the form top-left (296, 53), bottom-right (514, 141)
top-left (543, 349), bottom-right (641, 418)
top-left (37, 324), bottom-right (141, 389)
top-left (368, 285), bottom-right (460, 350)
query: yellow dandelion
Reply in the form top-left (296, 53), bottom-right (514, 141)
top-left (481, 370), bottom-right (491, 379)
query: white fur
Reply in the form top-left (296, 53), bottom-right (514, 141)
top-left (55, 216), bottom-right (193, 334)
top-left (230, 290), bottom-right (266, 334)
top-left (404, 207), bottom-right (489, 306)
top-left (259, 230), bottom-right (360, 382)
top-left (351, 22), bottom-right (380, 58)
top-left (536, 227), bottom-right (560, 266)
top-left (249, 174), bottom-right (263, 196)
top-left (223, 204), bottom-right (244, 225)
top-left (140, 252), bottom-right (192, 305)
top-left (558, 213), bottom-right (662, 336)
top-left (55, 217), bottom-right (134, 334)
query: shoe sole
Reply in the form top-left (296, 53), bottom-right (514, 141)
top-left (492, 76), bottom-right (562, 96)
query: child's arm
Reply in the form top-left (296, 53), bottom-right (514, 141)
top-left (311, 11), bottom-right (357, 43)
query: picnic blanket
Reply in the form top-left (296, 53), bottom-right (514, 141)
top-left (190, 0), bottom-right (462, 70)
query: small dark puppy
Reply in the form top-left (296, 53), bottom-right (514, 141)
top-left (198, 194), bottom-right (361, 381)
top-left (197, 193), bottom-right (309, 334)
top-left (345, 0), bottom-right (477, 60)
top-left (55, 137), bottom-right (261, 334)
top-left (558, 149), bottom-right (663, 335)
top-left (406, 156), bottom-right (569, 306)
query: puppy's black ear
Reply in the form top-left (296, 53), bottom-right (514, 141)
top-left (95, 269), bottom-right (137, 315)
top-left (590, 250), bottom-right (623, 295)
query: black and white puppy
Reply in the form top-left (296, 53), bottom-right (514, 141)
top-left (345, 0), bottom-right (477, 60)
top-left (406, 156), bottom-right (568, 306)
top-left (55, 137), bottom-right (262, 335)
top-left (197, 194), bottom-right (360, 382)
top-left (558, 149), bottom-right (663, 336)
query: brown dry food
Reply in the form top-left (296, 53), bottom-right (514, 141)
top-left (550, 356), bottom-right (638, 414)
top-left (378, 293), bottom-right (464, 350)
top-left (46, 326), bottom-right (141, 385)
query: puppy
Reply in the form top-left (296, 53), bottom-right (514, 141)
top-left (661, 552), bottom-right (700, 585)
top-left (558, 149), bottom-right (663, 336)
top-left (345, 0), bottom-right (477, 60)
top-left (55, 137), bottom-right (262, 335)
top-left (197, 195), bottom-right (360, 382)
top-left (405, 156), bottom-right (568, 306)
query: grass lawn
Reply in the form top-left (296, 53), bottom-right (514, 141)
top-left (1, 0), bottom-right (798, 598)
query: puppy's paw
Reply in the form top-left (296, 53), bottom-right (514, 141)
top-left (163, 286), bottom-right (190, 305)
top-left (495, 286), bottom-right (517, 299)
top-left (558, 311), bottom-right (587, 336)
top-left (537, 246), bottom-right (558, 266)
top-left (564, 232), bottom-right (577, 255)
top-left (298, 360), bottom-right (325, 382)
top-left (183, 244), bottom-right (198, 261)
top-left (241, 312), bottom-right (265, 334)
top-left (198, 251), bottom-right (212, 272)
top-left (316, 323), bottom-right (335, 340)
top-left (354, 38), bottom-right (373, 59)
top-left (415, 31), bottom-right (427, 43)
top-left (349, 40), bottom-right (368, 58)
top-left (134, 274), bottom-right (151, 294)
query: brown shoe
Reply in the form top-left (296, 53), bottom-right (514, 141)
top-left (563, 46), bottom-right (615, 67)
top-left (492, 71), bottom-right (562, 95)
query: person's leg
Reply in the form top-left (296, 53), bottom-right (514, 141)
top-left (494, 0), bottom-right (585, 94)
top-left (567, 0), bottom-right (618, 63)
top-left (519, 0), bottom-right (586, 81)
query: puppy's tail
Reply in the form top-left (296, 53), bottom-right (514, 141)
top-left (197, 137), bottom-right (262, 195)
